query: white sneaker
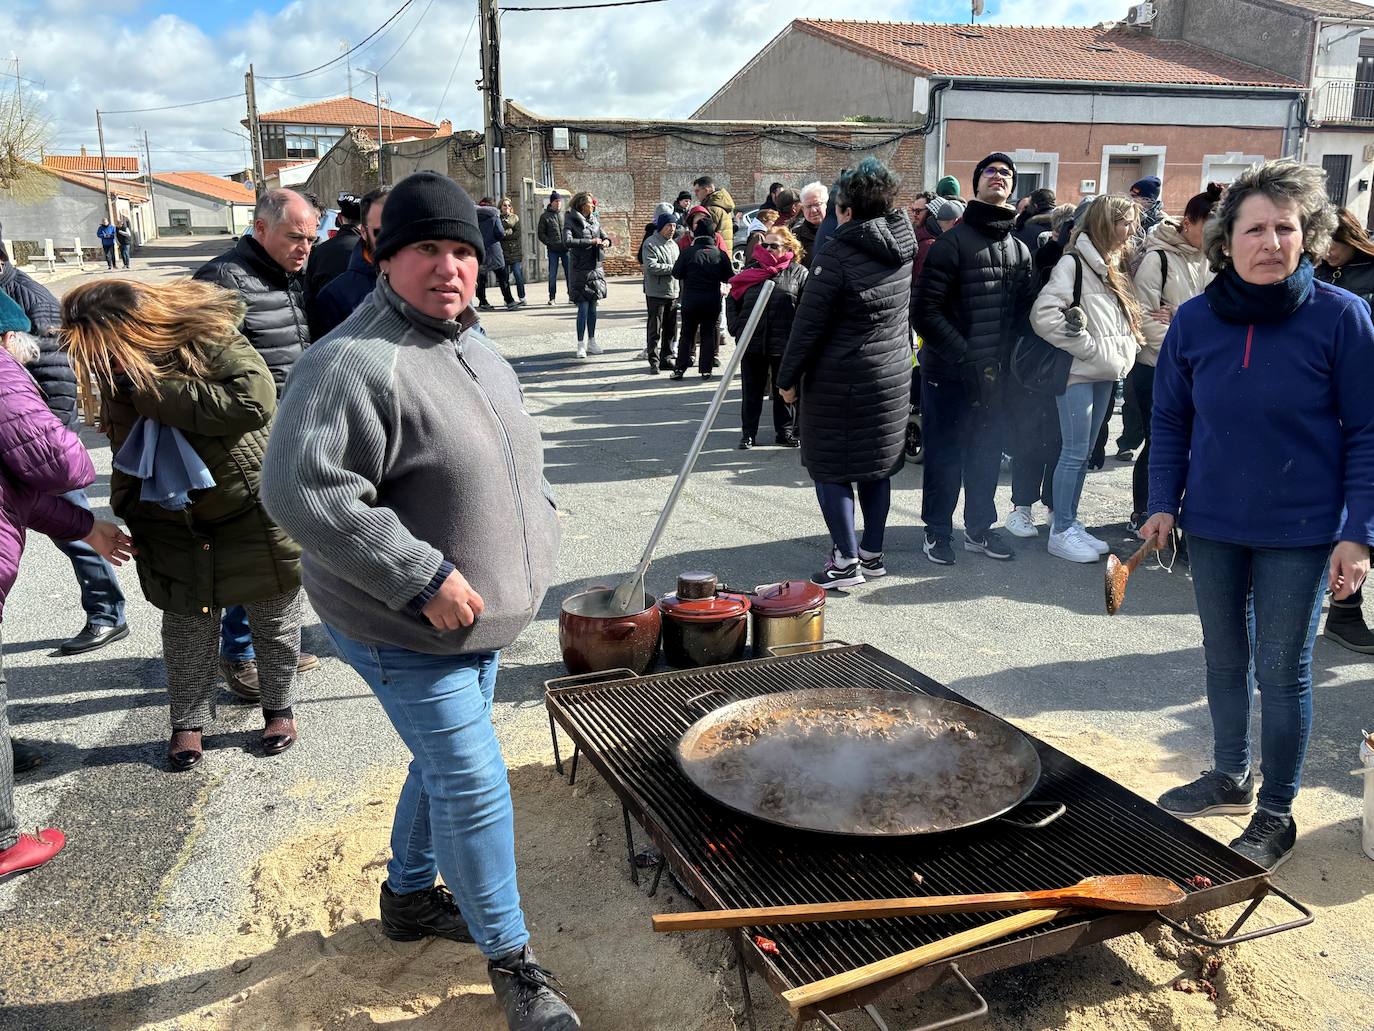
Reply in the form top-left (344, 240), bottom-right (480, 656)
top-left (586, 338), bottom-right (603, 355)
top-left (1048, 526), bottom-right (1100, 563)
top-left (633, 349), bottom-right (648, 361)
top-left (575, 340), bottom-right (587, 359)
top-left (1005, 506), bottom-right (1038, 538)
top-left (1074, 521), bottom-right (1110, 555)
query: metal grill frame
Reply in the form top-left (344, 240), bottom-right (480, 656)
top-left (544, 644), bottom-right (1311, 1029)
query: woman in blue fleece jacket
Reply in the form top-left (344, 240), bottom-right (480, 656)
top-left (1142, 161), bottom-right (1374, 870)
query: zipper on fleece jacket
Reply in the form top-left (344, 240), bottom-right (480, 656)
top-left (456, 349), bottom-right (535, 608)
top-left (1242, 325), bottom-right (1254, 369)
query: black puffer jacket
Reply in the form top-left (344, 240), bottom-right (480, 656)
top-left (777, 211), bottom-right (915, 483)
top-left (1317, 255), bottom-right (1374, 310)
top-left (725, 262), bottom-right (809, 356)
top-left (193, 236), bottom-right (310, 397)
top-left (914, 199), bottom-right (1033, 380)
top-left (672, 238), bottom-right (733, 308)
top-left (0, 261), bottom-right (78, 428)
top-left (564, 209), bottom-right (607, 301)
top-left (303, 225), bottom-right (361, 302)
top-left (538, 206), bottom-right (566, 252)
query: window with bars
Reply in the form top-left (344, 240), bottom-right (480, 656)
top-left (1323, 153), bottom-right (1352, 208)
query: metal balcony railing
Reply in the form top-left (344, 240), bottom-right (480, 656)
top-left (1313, 79), bottom-right (1374, 127)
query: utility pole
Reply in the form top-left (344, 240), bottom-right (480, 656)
top-left (339, 39), bottom-right (353, 97)
top-left (245, 64), bottom-right (265, 191)
top-left (143, 129), bottom-right (158, 241)
top-left (478, 0), bottom-right (505, 200)
top-left (95, 109), bottom-right (115, 224)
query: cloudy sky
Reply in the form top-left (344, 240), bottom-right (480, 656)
top-left (0, 0), bottom-right (1223, 173)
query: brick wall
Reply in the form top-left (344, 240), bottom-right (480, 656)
top-left (505, 105), bottom-right (927, 274)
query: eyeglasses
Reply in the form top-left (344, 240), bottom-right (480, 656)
top-left (982, 167), bottom-right (1013, 180)
top-left (760, 242), bottom-right (786, 251)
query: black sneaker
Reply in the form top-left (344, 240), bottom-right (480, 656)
top-left (488, 945), bottom-right (582, 1030)
top-left (1127, 511), bottom-right (1146, 533)
top-left (11, 738), bottom-right (44, 773)
top-left (1325, 607), bottom-right (1374, 654)
top-left (775, 433), bottom-right (800, 448)
top-left (1229, 810), bottom-right (1297, 870)
top-left (858, 551), bottom-right (886, 577)
top-left (1115, 449), bottom-right (1135, 462)
top-left (1157, 769), bottom-right (1255, 819)
top-left (738, 436), bottom-right (754, 450)
top-left (811, 549), bottom-right (865, 590)
top-left (963, 529), bottom-right (1014, 560)
top-left (378, 882), bottom-right (475, 944)
top-left (923, 533), bottom-right (955, 566)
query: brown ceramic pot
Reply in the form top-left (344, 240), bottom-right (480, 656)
top-left (559, 588), bottom-right (662, 676)
top-left (659, 591), bottom-right (751, 668)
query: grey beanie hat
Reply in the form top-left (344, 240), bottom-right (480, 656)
top-left (930, 197), bottom-right (966, 223)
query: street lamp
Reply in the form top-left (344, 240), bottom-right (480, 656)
top-left (356, 67), bottom-right (384, 186)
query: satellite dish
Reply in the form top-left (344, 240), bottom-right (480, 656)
top-left (972, 0), bottom-right (986, 15)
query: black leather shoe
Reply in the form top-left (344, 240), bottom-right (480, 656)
top-left (58, 622), bottom-right (129, 656)
top-left (489, 945), bottom-right (581, 1030)
top-left (670, 370), bottom-right (685, 380)
top-left (776, 434), bottom-right (801, 448)
top-left (11, 739), bottom-right (44, 773)
top-left (379, 882), bottom-right (475, 943)
top-left (168, 729), bottom-right (203, 772)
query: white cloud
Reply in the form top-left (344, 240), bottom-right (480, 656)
top-left (3, 0), bottom-right (921, 173)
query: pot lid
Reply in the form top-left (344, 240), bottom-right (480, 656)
top-left (659, 591), bottom-right (751, 622)
top-left (750, 579), bottom-right (826, 617)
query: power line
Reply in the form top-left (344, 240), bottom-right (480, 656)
top-left (101, 92), bottom-right (245, 115)
top-left (433, 15), bottom-right (478, 123)
top-left (502, 0), bottom-right (668, 9)
top-left (376, 0), bottom-right (437, 74)
top-left (259, 0), bottom-right (417, 80)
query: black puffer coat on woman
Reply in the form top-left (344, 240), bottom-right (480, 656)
top-left (564, 209), bottom-right (607, 302)
top-left (777, 211), bottom-right (916, 482)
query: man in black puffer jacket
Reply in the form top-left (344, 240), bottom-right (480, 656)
top-left (914, 152), bottom-right (1034, 566)
top-left (194, 187), bottom-right (321, 697)
top-left (0, 248), bottom-right (129, 663)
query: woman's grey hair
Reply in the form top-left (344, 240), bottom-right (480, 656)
top-left (1, 329), bottom-right (41, 366)
top-left (1203, 160), bottom-right (1337, 273)
top-left (800, 181), bottom-right (829, 205)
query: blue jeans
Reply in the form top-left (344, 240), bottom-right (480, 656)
top-left (325, 627), bottom-right (527, 959)
top-left (220, 605), bottom-right (254, 662)
top-left (576, 299), bottom-right (598, 340)
top-left (814, 479), bottom-right (891, 559)
top-left (50, 489), bottom-right (125, 627)
top-left (1051, 380), bottom-right (1113, 533)
top-left (919, 373), bottom-right (1003, 541)
top-left (547, 248), bottom-right (570, 300)
top-left (1186, 536), bottom-right (1329, 816)
top-left (507, 260), bottom-right (526, 300)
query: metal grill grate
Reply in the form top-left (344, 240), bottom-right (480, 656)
top-left (545, 645), bottom-right (1297, 1019)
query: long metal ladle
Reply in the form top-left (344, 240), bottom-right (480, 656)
top-left (606, 279), bottom-right (777, 616)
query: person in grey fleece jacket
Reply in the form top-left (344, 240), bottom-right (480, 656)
top-left (261, 172), bottom-right (578, 1031)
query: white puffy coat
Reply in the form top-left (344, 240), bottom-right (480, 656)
top-left (1129, 219), bottom-right (1211, 367)
top-left (1030, 235), bottom-right (1139, 385)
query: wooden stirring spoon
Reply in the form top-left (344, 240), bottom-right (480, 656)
top-left (1106, 537), bottom-right (1160, 615)
top-left (652, 874), bottom-right (1184, 932)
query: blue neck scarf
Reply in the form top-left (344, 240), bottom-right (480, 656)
top-left (1204, 255), bottom-right (1314, 325)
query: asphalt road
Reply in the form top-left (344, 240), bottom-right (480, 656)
top-left (1, 238), bottom-right (1370, 1027)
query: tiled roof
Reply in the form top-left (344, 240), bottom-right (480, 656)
top-left (793, 20), bottom-right (1303, 88)
top-left (256, 96), bottom-right (437, 130)
top-left (1267, 0), bottom-right (1374, 19)
top-left (152, 171), bottom-right (255, 205)
top-left (41, 154), bottom-right (140, 173)
top-left (42, 166), bottom-right (150, 201)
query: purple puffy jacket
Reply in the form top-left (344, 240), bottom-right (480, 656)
top-left (0, 350), bottom-right (95, 617)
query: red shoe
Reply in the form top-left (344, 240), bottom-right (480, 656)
top-left (0, 828), bottom-right (66, 879)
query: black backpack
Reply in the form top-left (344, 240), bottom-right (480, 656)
top-left (1011, 255), bottom-right (1081, 397)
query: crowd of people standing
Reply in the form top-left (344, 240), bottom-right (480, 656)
top-left (0, 143), bottom-right (1370, 1031)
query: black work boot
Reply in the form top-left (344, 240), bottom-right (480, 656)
top-left (1324, 602), bottom-right (1374, 655)
top-left (488, 945), bottom-right (581, 1030)
top-left (378, 882), bottom-right (474, 943)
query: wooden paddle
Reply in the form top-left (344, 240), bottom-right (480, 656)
top-left (652, 874), bottom-right (1182, 932)
top-left (782, 908), bottom-right (1072, 1012)
top-left (1105, 538), bottom-right (1160, 615)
